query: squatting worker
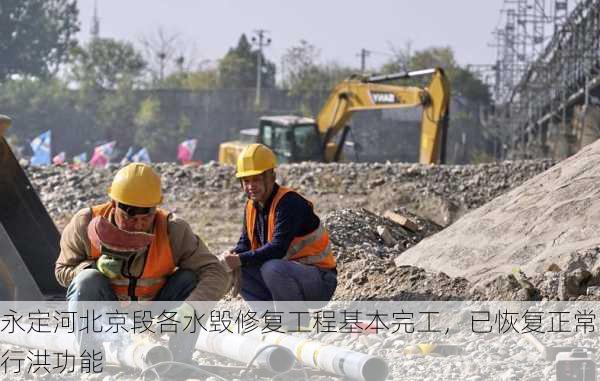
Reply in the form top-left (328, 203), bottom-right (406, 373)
top-left (224, 144), bottom-right (337, 322)
top-left (55, 162), bottom-right (228, 363)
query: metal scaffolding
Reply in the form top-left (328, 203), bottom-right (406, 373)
top-left (490, 0), bottom-right (600, 159)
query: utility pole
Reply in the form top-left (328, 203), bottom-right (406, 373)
top-left (251, 29), bottom-right (271, 108)
top-left (157, 52), bottom-right (166, 82)
top-left (91, 0), bottom-right (100, 39)
top-left (359, 49), bottom-right (370, 74)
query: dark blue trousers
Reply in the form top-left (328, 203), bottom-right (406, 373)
top-left (241, 259), bottom-right (337, 326)
top-left (66, 268), bottom-right (199, 362)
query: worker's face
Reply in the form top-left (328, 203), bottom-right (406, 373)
top-left (241, 171), bottom-right (275, 204)
top-left (113, 202), bottom-right (156, 232)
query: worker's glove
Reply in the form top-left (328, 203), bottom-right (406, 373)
top-left (174, 302), bottom-right (196, 332)
top-left (96, 255), bottom-right (123, 279)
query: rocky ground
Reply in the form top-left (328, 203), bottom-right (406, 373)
top-left (15, 158), bottom-right (600, 380)
top-left (27, 159), bottom-right (556, 302)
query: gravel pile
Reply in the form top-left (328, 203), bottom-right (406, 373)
top-left (26, 160), bottom-right (555, 223)
top-left (25, 159), bottom-right (557, 302)
top-left (324, 208), bottom-right (441, 253)
top-left (23, 159), bottom-right (560, 302)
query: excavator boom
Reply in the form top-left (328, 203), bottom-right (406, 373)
top-left (316, 67), bottom-right (450, 164)
top-left (0, 116), bottom-right (63, 299)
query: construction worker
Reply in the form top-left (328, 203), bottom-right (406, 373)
top-left (224, 144), bottom-right (337, 326)
top-left (55, 162), bottom-right (228, 364)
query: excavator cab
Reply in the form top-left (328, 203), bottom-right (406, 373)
top-left (258, 116), bottom-right (323, 163)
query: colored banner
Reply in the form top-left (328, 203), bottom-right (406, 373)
top-left (30, 130), bottom-right (51, 166)
top-left (177, 138), bottom-right (197, 164)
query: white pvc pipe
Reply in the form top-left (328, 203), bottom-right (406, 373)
top-left (252, 331), bottom-right (389, 381)
top-left (0, 329), bottom-right (172, 372)
top-left (195, 331), bottom-right (295, 373)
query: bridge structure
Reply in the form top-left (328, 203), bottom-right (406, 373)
top-left (490, 0), bottom-right (600, 159)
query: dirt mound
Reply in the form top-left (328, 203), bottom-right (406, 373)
top-left (395, 139), bottom-right (600, 300)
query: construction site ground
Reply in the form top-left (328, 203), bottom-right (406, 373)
top-left (15, 140), bottom-right (600, 379)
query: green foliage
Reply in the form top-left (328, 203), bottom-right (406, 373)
top-left (218, 34), bottom-right (276, 89)
top-left (281, 40), bottom-right (321, 91)
top-left (381, 45), bottom-right (491, 106)
top-left (0, 78), bottom-right (90, 148)
top-left (0, 0), bottom-right (80, 80)
top-left (66, 39), bottom-right (147, 149)
top-left (161, 68), bottom-right (219, 90)
top-left (95, 80), bottom-right (139, 145)
top-left (452, 68), bottom-right (492, 105)
top-left (69, 38), bottom-right (147, 90)
top-left (133, 97), bottom-right (191, 161)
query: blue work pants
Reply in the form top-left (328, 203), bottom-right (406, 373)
top-left (66, 268), bottom-right (199, 362)
top-left (241, 259), bottom-right (337, 327)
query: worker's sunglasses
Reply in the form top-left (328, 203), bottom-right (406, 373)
top-left (117, 202), bottom-right (155, 217)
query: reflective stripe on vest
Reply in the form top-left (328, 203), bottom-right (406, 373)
top-left (90, 202), bottom-right (176, 301)
top-left (245, 187), bottom-right (336, 269)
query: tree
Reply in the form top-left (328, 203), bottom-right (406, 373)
top-left (69, 38), bottom-right (147, 90)
top-left (162, 67), bottom-right (219, 90)
top-left (381, 45), bottom-right (491, 106)
top-left (68, 38), bottom-right (147, 152)
top-left (218, 34), bottom-right (276, 89)
top-left (134, 97), bottom-right (191, 161)
top-left (0, 78), bottom-right (90, 153)
top-left (282, 40), bottom-right (354, 115)
top-left (281, 40), bottom-right (320, 90)
top-left (139, 27), bottom-right (201, 86)
top-left (0, 0), bottom-right (80, 80)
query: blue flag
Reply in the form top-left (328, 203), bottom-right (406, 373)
top-left (73, 152), bottom-right (88, 165)
top-left (132, 147), bottom-right (151, 163)
top-left (30, 130), bottom-right (51, 166)
top-left (120, 146), bottom-right (134, 165)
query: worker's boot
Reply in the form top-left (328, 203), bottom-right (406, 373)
top-left (161, 358), bottom-right (202, 380)
top-left (162, 332), bottom-right (202, 380)
top-left (168, 330), bottom-right (200, 363)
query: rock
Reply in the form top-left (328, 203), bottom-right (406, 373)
top-left (587, 286), bottom-right (600, 297)
top-left (376, 225), bottom-right (396, 246)
top-left (546, 263), bottom-right (561, 272)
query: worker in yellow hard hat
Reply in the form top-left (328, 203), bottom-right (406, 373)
top-left (55, 162), bottom-right (228, 366)
top-left (224, 144), bottom-right (337, 326)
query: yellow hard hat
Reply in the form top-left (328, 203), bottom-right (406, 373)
top-left (108, 163), bottom-right (162, 207)
top-left (235, 143), bottom-right (277, 178)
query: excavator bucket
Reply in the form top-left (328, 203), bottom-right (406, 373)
top-left (0, 136), bottom-right (64, 299)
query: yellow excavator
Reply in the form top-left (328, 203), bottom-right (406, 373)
top-left (218, 67), bottom-right (450, 165)
top-left (0, 115), bottom-right (64, 300)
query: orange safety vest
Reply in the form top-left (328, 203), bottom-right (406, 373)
top-left (245, 186), bottom-right (336, 269)
top-left (89, 202), bottom-right (176, 301)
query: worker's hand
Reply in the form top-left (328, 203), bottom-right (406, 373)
top-left (174, 302), bottom-right (196, 331)
top-left (224, 253), bottom-right (241, 269)
top-left (96, 255), bottom-right (123, 279)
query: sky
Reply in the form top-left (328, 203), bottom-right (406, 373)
top-left (76, 0), bottom-right (508, 75)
